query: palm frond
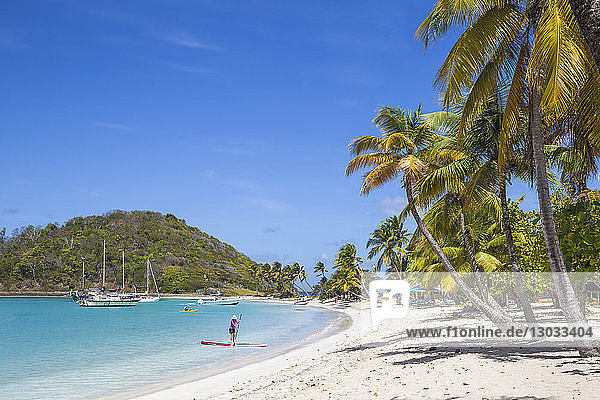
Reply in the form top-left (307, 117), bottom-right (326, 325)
top-left (530, 0), bottom-right (590, 116)
top-left (360, 161), bottom-right (403, 195)
top-left (348, 136), bottom-right (385, 155)
top-left (345, 153), bottom-right (399, 177)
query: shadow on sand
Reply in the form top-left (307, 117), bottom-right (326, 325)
top-left (334, 343), bottom-right (599, 376)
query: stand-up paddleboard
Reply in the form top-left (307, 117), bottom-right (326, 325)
top-left (200, 341), bottom-right (266, 347)
top-left (201, 313), bottom-right (267, 347)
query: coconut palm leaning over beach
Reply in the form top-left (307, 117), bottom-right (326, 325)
top-left (417, 90), bottom-right (538, 325)
top-left (416, 0), bottom-right (600, 356)
top-left (346, 106), bottom-right (515, 326)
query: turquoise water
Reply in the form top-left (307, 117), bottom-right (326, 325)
top-left (0, 298), bottom-right (336, 400)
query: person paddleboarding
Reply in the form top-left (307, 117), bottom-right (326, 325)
top-left (229, 314), bottom-right (240, 344)
top-left (200, 313), bottom-right (266, 347)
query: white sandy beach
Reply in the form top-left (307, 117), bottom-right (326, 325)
top-left (117, 300), bottom-right (599, 400)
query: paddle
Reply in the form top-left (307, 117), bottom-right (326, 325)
top-left (233, 313), bottom-right (243, 346)
top-left (197, 313), bottom-right (244, 345)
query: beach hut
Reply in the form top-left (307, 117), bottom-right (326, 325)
top-left (586, 282), bottom-right (600, 304)
top-left (410, 286), bottom-right (435, 307)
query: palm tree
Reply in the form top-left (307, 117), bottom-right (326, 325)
top-left (282, 264), bottom-right (298, 295)
top-left (291, 263), bottom-right (313, 295)
top-left (346, 106), bottom-right (514, 326)
top-left (421, 93), bottom-right (538, 324)
top-left (413, 115), bottom-right (507, 315)
top-left (418, 0), bottom-right (599, 355)
top-left (545, 96), bottom-right (600, 195)
top-left (335, 243), bottom-right (362, 266)
top-left (314, 261), bottom-right (327, 278)
top-left (409, 210), bottom-right (507, 295)
top-left (569, 0), bottom-right (600, 70)
top-left (327, 268), bottom-right (362, 298)
top-left (299, 268), bottom-right (313, 294)
top-left (249, 263), bottom-right (261, 295)
top-left (259, 263), bottom-right (277, 293)
top-left (312, 261), bottom-right (328, 297)
top-left (329, 244), bottom-right (365, 299)
top-left (366, 215), bottom-right (411, 275)
top-left (271, 262), bottom-right (284, 294)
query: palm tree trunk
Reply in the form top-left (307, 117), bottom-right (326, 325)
top-left (568, 0), bottom-right (600, 70)
top-left (392, 258), bottom-right (403, 276)
top-left (304, 277), bottom-right (314, 292)
top-left (459, 211), bottom-right (511, 319)
top-left (292, 282), bottom-right (304, 295)
top-left (299, 279), bottom-right (310, 296)
top-left (530, 86), bottom-right (600, 356)
top-left (576, 281), bottom-right (587, 316)
top-left (405, 180), bottom-right (514, 326)
top-left (499, 178), bottom-right (538, 326)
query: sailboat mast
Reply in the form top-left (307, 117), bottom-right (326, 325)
top-left (102, 240), bottom-right (106, 289)
top-left (122, 250), bottom-right (125, 291)
top-left (146, 258), bottom-right (150, 294)
top-left (148, 259), bottom-right (160, 297)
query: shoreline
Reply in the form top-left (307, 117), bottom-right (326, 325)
top-left (0, 292), bottom-right (296, 300)
top-left (102, 300), bottom-right (358, 400)
top-left (0, 291), bottom-right (70, 297)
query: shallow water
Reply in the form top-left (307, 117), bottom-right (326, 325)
top-left (0, 297), bottom-right (335, 399)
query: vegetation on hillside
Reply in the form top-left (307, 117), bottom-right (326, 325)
top-left (0, 210), bottom-right (259, 294)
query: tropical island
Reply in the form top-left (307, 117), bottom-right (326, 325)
top-left (0, 210), bottom-right (311, 297)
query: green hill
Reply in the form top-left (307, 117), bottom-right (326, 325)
top-left (0, 210), bottom-right (259, 294)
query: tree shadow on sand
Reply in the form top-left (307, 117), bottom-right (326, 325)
top-left (377, 346), bottom-right (599, 369)
top-left (390, 396), bottom-right (552, 400)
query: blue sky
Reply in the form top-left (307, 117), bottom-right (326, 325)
top-left (1, 0), bottom-right (546, 283)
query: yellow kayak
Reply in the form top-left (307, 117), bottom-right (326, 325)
top-left (179, 309), bottom-right (198, 313)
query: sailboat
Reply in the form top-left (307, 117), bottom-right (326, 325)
top-left (197, 290), bottom-right (239, 306)
top-left (77, 242), bottom-right (139, 307)
top-left (137, 258), bottom-right (160, 303)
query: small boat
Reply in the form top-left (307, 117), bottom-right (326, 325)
top-left (179, 309), bottom-right (199, 313)
top-left (77, 243), bottom-right (139, 307)
top-left (200, 341), bottom-right (266, 347)
top-left (136, 259), bottom-right (161, 303)
top-left (198, 294), bottom-right (239, 306)
top-left (138, 296), bottom-right (160, 303)
top-left (79, 292), bottom-right (139, 307)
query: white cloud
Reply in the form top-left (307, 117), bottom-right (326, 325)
top-left (156, 32), bottom-right (220, 50)
top-left (262, 226), bottom-right (281, 234)
top-left (93, 122), bottom-right (131, 131)
top-left (379, 196), bottom-right (405, 216)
